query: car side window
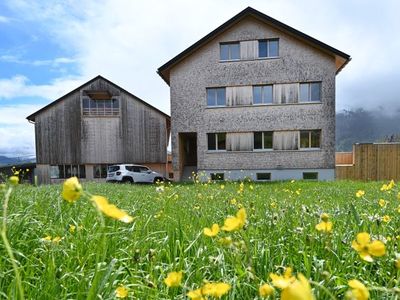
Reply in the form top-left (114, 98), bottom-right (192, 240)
top-left (139, 167), bottom-right (149, 173)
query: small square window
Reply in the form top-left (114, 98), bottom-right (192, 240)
top-left (253, 85), bottom-right (272, 104)
top-left (299, 82), bottom-right (321, 102)
top-left (207, 88), bottom-right (226, 107)
top-left (303, 172), bottom-right (318, 180)
top-left (211, 173), bottom-right (224, 181)
top-left (220, 42), bottom-right (240, 60)
top-left (257, 173), bottom-right (271, 181)
top-left (258, 39), bottom-right (279, 58)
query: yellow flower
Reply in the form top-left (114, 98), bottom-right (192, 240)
top-left (40, 235), bottom-right (52, 242)
top-left (351, 232), bottom-right (386, 262)
top-left (164, 271), bottom-right (183, 287)
top-left (115, 286), bottom-right (128, 298)
top-left (91, 195), bottom-right (134, 223)
top-left (395, 258), bottom-right (400, 269)
top-left (52, 236), bottom-right (62, 243)
top-left (187, 288), bottom-right (205, 300)
top-left (259, 283), bottom-right (274, 297)
top-left (397, 192), bottom-right (400, 200)
top-left (0, 183), bottom-right (6, 190)
top-left (381, 180), bottom-right (395, 192)
top-left (280, 274), bottom-right (314, 300)
top-left (270, 202), bottom-right (277, 208)
top-left (378, 199), bottom-right (386, 207)
top-left (345, 279), bottom-right (369, 300)
top-left (315, 213), bottom-right (333, 233)
top-left (62, 177), bottom-right (82, 203)
top-left (382, 215), bottom-right (391, 223)
top-left (222, 208), bottom-right (246, 231)
top-left (203, 224), bottom-right (220, 237)
top-left (218, 236), bottom-right (232, 246)
top-left (69, 224), bottom-right (76, 233)
top-left (230, 198), bottom-right (237, 205)
top-left (270, 267), bottom-right (296, 289)
top-left (355, 190), bottom-right (365, 198)
top-left (9, 176), bottom-right (19, 185)
top-left (220, 184), bottom-right (225, 190)
top-left (249, 185), bottom-right (254, 190)
top-left (201, 282), bottom-right (231, 298)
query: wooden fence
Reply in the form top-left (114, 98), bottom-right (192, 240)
top-left (336, 143), bottom-right (400, 181)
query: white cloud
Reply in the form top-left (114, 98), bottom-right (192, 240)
top-left (0, 15), bottom-right (10, 23)
top-left (0, 55), bottom-right (76, 67)
top-left (0, 104), bottom-right (41, 156)
top-left (0, 75), bottom-right (85, 100)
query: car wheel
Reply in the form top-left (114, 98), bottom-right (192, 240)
top-left (122, 177), bottom-right (134, 184)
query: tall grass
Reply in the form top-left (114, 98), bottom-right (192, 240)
top-left (0, 180), bottom-right (399, 299)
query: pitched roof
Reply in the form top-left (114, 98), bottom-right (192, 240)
top-left (157, 6), bottom-right (351, 84)
top-left (26, 75), bottom-right (170, 122)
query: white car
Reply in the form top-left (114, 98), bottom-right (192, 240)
top-left (106, 164), bottom-right (165, 183)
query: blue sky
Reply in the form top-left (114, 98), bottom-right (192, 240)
top-left (0, 0), bottom-right (399, 157)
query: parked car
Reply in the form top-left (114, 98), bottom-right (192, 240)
top-left (106, 164), bottom-right (164, 183)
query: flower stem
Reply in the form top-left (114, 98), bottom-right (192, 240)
top-left (309, 280), bottom-right (337, 300)
top-left (1, 187), bottom-right (25, 300)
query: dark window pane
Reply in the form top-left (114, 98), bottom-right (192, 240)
top-left (254, 132), bottom-right (263, 149)
top-left (97, 100), bottom-right (104, 109)
top-left (50, 166), bottom-right (60, 179)
top-left (300, 131), bottom-right (310, 148)
top-left (253, 86), bottom-right (262, 104)
top-left (303, 172), bottom-right (318, 180)
top-left (89, 99), bottom-right (96, 111)
top-left (112, 99), bottom-right (119, 109)
top-left (220, 44), bottom-right (229, 60)
top-left (79, 165), bottom-right (86, 178)
top-left (311, 82), bottom-right (321, 101)
top-left (133, 167), bottom-right (141, 173)
top-left (216, 88), bottom-right (226, 106)
top-left (263, 85), bottom-right (273, 103)
top-left (82, 98), bottom-right (89, 108)
top-left (311, 130), bottom-right (321, 148)
top-left (259, 41), bottom-right (268, 58)
top-left (105, 100), bottom-right (112, 108)
top-left (211, 173), bottom-right (224, 181)
top-left (58, 165), bottom-right (65, 179)
top-left (94, 165), bottom-right (101, 178)
top-left (217, 133), bottom-right (226, 150)
top-left (101, 165), bottom-right (107, 178)
top-left (65, 165), bottom-right (72, 178)
top-left (108, 166), bottom-right (120, 172)
top-left (299, 84), bottom-right (309, 102)
top-left (71, 165), bottom-right (79, 177)
top-left (264, 132), bottom-right (273, 149)
top-left (207, 89), bottom-right (215, 106)
top-left (257, 173), bottom-right (271, 180)
top-left (230, 43), bottom-right (240, 60)
top-left (208, 133), bottom-right (216, 150)
top-left (268, 40), bottom-right (279, 57)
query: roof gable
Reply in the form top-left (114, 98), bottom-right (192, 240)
top-left (157, 6), bottom-right (351, 84)
top-left (26, 75), bottom-right (170, 122)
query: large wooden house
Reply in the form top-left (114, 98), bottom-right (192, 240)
top-left (27, 76), bottom-right (170, 184)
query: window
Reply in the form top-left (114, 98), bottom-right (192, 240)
top-left (253, 85), bottom-right (273, 104)
top-left (50, 165), bottom-right (85, 179)
top-left (257, 173), bottom-right (271, 181)
top-left (82, 97), bottom-right (120, 116)
top-left (258, 39), bottom-right (279, 58)
top-left (220, 42), bottom-right (240, 60)
top-left (207, 133), bottom-right (226, 151)
top-left (108, 165), bottom-right (120, 172)
top-left (207, 88), bottom-right (226, 106)
top-left (299, 82), bottom-right (321, 102)
top-left (94, 164), bottom-right (109, 178)
top-left (300, 130), bottom-right (321, 149)
top-left (211, 173), bottom-right (224, 181)
top-left (254, 132), bottom-right (273, 150)
top-left (303, 172), bottom-right (318, 180)
top-left (168, 172), bottom-right (174, 179)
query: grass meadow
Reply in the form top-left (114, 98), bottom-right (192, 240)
top-left (1, 179), bottom-right (400, 299)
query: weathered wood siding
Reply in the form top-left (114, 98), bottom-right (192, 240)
top-left (336, 144), bottom-right (400, 181)
top-left (335, 152), bottom-right (353, 165)
top-left (35, 78), bottom-right (168, 165)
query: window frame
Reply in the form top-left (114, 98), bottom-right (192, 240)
top-left (258, 39), bottom-right (279, 58)
top-left (253, 131), bottom-right (273, 151)
top-left (299, 82), bottom-right (322, 103)
top-left (210, 173), bottom-right (225, 181)
top-left (207, 133), bottom-right (226, 151)
top-left (219, 42), bottom-right (240, 61)
top-left (50, 164), bottom-right (86, 179)
top-left (303, 172), bottom-right (319, 180)
top-left (252, 85), bottom-right (273, 105)
top-left (299, 130), bottom-right (321, 150)
top-left (206, 87), bottom-right (226, 107)
top-left (256, 173), bottom-right (271, 181)
top-left (82, 96), bottom-right (120, 117)
top-left (93, 164), bottom-right (109, 179)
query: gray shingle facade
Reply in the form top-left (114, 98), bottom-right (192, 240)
top-left (158, 7), bottom-right (350, 181)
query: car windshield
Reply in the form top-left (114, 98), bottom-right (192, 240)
top-left (108, 166), bottom-right (120, 172)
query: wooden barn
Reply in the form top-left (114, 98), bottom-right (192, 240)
top-left (27, 75), bottom-right (170, 184)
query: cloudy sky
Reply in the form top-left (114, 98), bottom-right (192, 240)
top-left (0, 0), bottom-right (399, 157)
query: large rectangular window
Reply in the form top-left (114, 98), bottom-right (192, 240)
top-left (50, 165), bottom-right (86, 179)
top-left (299, 82), bottom-right (321, 102)
top-left (207, 88), bottom-right (226, 106)
top-left (253, 85), bottom-right (273, 104)
top-left (220, 42), bottom-right (240, 61)
top-left (300, 130), bottom-right (321, 149)
top-left (207, 133), bottom-right (226, 151)
top-left (258, 39), bottom-right (279, 58)
top-left (82, 97), bottom-right (120, 116)
top-left (254, 132), bottom-right (273, 150)
top-left (94, 164), bottom-right (109, 179)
